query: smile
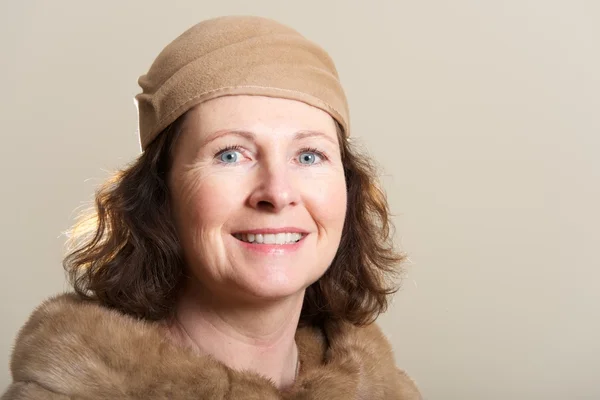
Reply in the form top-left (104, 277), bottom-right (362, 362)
top-left (233, 232), bottom-right (305, 245)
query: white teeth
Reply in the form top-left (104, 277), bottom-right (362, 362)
top-left (263, 234), bottom-right (276, 244)
top-left (235, 232), bottom-right (303, 244)
top-left (275, 233), bottom-right (286, 245)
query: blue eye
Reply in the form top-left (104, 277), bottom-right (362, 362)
top-left (298, 151), bottom-right (322, 165)
top-left (219, 150), bottom-right (241, 163)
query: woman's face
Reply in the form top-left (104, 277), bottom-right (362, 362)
top-left (168, 95), bottom-right (347, 303)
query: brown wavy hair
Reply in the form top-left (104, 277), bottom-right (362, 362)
top-left (64, 114), bottom-right (404, 326)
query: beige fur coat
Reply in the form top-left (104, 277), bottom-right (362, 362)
top-left (2, 293), bottom-right (421, 399)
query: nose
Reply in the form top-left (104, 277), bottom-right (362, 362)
top-left (247, 160), bottom-right (299, 213)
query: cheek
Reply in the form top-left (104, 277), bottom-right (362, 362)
top-left (302, 170), bottom-right (347, 230)
top-left (172, 169), bottom-right (244, 235)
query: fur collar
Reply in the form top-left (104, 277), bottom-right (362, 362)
top-left (5, 293), bottom-right (421, 399)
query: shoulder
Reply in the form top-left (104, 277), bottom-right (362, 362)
top-left (336, 321), bottom-right (423, 399)
top-left (295, 320), bottom-right (422, 399)
top-left (5, 293), bottom-right (172, 398)
top-left (9, 292), bottom-right (167, 379)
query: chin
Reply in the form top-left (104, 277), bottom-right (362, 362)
top-left (235, 272), bottom-right (316, 302)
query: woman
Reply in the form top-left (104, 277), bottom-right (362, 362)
top-left (3, 16), bottom-right (421, 399)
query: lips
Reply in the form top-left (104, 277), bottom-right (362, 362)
top-left (233, 232), bottom-right (304, 245)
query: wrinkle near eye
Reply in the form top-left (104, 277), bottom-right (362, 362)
top-left (175, 158), bottom-right (253, 211)
top-left (177, 162), bottom-right (213, 209)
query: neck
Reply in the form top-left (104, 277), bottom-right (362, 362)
top-left (170, 280), bottom-right (304, 388)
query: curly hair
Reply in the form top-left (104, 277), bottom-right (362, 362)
top-left (64, 115), bottom-right (404, 326)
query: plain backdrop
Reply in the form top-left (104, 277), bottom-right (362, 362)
top-left (1, 1), bottom-right (599, 399)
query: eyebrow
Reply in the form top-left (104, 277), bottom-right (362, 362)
top-left (201, 129), bottom-right (338, 146)
top-left (294, 130), bottom-right (338, 145)
top-left (201, 129), bottom-right (256, 147)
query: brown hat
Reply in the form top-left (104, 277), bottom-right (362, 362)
top-left (135, 15), bottom-right (349, 150)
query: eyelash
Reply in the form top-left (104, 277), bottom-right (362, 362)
top-left (214, 144), bottom-right (243, 156)
top-left (214, 145), bottom-right (328, 162)
top-left (298, 147), bottom-right (328, 162)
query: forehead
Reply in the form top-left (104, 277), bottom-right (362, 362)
top-left (182, 95), bottom-right (338, 138)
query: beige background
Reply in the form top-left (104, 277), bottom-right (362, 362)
top-left (1, 1), bottom-right (599, 398)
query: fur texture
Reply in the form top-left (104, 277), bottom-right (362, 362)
top-left (3, 294), bottom-right (421, 399)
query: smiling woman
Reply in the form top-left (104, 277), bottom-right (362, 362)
top-left (168, 96), bottom-right (347, 306)
top-left (3, 15), bottom-right (421, 399)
